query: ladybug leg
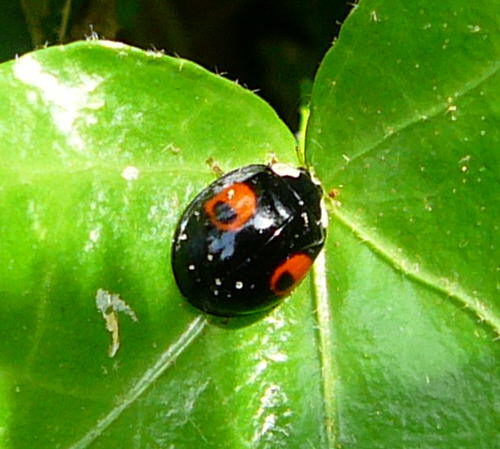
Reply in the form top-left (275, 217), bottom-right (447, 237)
top-left (267, 152), bottom-right (279, 165)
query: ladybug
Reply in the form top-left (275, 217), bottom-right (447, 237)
top-left (171, 163), bottom-right (326, 316)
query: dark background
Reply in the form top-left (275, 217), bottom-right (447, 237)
top-left (2, 0), bottom-right (353, 130)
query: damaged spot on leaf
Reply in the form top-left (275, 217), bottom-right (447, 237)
top-left (95, 289), bottom-right (138, 357)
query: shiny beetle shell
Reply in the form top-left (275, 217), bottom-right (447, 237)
top-left (171, 164), bottom-right (326, 316)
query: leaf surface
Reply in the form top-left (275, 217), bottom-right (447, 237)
top-left (306, 0), bottom-right (499, 447)
top-left (0, 41), bottom-right (324, 449)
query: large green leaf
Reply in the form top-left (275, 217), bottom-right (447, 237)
top-left (306, 0), bottom-right (499, 447)
top-left (0, 41), bottom-right (323, 448)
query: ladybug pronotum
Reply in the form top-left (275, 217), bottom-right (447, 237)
top-left (171, 164), bottom-right (326, 316)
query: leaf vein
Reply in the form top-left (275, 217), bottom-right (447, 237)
top-left (311, 250), bottom-right (338, 447)
top-left (66, 315), bottom-right (208, 449)
top-left (332, 206), bottom-right (500, 336)
top-left (333, 62), bottom-right (499, 176)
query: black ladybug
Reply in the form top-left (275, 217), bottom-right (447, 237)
top-left (171, 164), bottom-right (326, 316)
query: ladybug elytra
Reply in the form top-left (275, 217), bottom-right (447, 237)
top-left (171, 164), bottom-right (326, 316)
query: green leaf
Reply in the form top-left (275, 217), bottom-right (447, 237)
top-left (307, 0), bottom-right (499, 447)
top-left (0, 41), bottom-right (320, 448)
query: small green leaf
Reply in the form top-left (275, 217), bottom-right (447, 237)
top-left (307, 0), bottom-right (498, 447)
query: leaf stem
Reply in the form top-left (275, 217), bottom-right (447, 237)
top-left (59, 0), bottom-right (73, 43)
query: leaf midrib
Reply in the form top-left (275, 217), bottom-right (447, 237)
top-left (65, 316), bottom-right (208, 449)
top-left (330, 203), bottom-right (500, 335)
top-left (311, 250), bottom-right (338, 448)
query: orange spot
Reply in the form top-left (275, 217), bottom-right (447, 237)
top-left (270, 253), bottom-right (313, 296)
top-left (204, 183), bottom-right (257, 231)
